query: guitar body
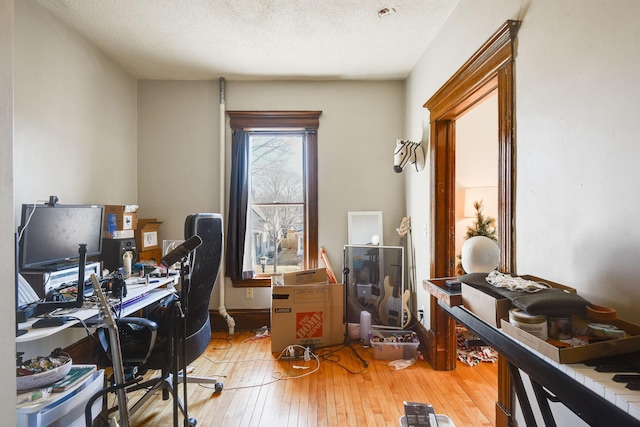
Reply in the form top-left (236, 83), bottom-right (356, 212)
top-left (379, 276), bottom-right (411, 328)
top-left (378, 275), bottom-right (395, 325)
top-left (378, 217), bottom-right (412, 328)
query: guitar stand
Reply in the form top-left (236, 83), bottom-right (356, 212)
top-left (341, 266), bottom-right (368, 369)
top-left (172, 258), bottom-right (197, 427)
top-left (343, 331), bottom-right (369, 369)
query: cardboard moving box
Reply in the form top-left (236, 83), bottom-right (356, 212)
top-left (135, 218), bottom-right (163, 251)
top-left (104, 205), bottom-right (139, 231)
top-left (103, 229), bottom-right (135, 239)
top-left (272, 268), bottom-right (329, 286)
top-left (271, 282), bottom-right (344, 352)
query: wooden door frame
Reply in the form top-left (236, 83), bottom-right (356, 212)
top-left (424, 20), bottom-right (520, 278)
top-left (423, 20), bottom-right (521, 426)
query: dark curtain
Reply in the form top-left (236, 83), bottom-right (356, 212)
top-left (225, 129), bottom-right (254, 280)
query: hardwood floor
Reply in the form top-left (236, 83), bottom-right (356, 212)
top-left (117, 331), bottom-right (497, 426)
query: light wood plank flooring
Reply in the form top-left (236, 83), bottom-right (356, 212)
top-left (115, 331), bottom-right (497, 426)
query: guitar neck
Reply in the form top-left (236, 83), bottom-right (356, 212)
top-left (91, 275), bottom-right (116, 327)
top-left (391, 237), bottom-right (404, 297)
top-left (90, 274), bottom-right (131, 425)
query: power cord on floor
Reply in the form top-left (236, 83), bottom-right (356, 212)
top-left (316, 344), bottom-right (368, 375)
top-left (199, 344), bottom-right (320, 391)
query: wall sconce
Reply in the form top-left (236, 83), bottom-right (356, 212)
top-left (464, 186), bottom-right (498, 218)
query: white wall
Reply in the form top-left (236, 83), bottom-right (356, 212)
top-left (1, 0), bottom-right (17, 424)
top-left (13, 1), bottom-right (405, 319)
top-left (13, 0), bottom-right (138, 215)
top-left (406, 0), bottom-right (640, 424)
top-left (13, 0), bottom-right (139, 356)
top-left (406, 0), bottom-right (640, 327)
top-left (515, 0), bottom-right (640, 323)
top-left (455, 94), bottom-right (499, 258)
top-left (137, 80), bottom-right (406, 309)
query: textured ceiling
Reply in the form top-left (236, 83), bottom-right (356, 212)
top-left (35, 0), bottom-right (459, 80)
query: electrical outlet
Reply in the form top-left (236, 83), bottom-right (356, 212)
top-left (245, 287), bottom-right (254, 299)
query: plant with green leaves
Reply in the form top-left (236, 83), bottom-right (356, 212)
top-left (465, 200), bottom-right (497, 241)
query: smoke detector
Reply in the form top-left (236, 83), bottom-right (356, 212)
top-left (377, 7), bottom-right (397, 18)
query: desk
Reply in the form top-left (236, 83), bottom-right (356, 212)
top-left (16, 276), bottom-right (178, 343)
top-left (427, 276), bottom-right (640, 426)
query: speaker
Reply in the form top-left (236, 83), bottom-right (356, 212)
top-left (101, 238), bottom-right (138, 272)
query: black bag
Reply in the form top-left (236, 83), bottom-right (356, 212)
top-left (459, 273), bottom-right (590, 316)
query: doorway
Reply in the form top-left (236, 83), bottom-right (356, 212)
top-left (455, 94), bottom-right (499, 273)
top-left (424, 20), bottom-right (520, 278)
top-left (423, 20), bottom-right (521, 426)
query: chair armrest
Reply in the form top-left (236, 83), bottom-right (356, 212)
top-left (117, 317), bottom-right (158, 331)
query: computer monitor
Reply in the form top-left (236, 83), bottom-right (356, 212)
top-left (17, 203), bottom-right (104, 317)
top-left (18, 203), bottom-right (104, 270)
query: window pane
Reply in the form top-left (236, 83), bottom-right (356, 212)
top-left (250, 134), bottom-right (304, 204)
top-left (250, 204), bottom-right (304, 274)
top-left (249, 133), bottom-right (305, 274)
top-left (227, 111), bottom-right (320, 285)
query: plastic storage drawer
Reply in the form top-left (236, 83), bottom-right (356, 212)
top-left (17, 369), bottom-right (104, 427)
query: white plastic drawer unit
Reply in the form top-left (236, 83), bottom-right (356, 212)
top-left (17, 369), bottom-right (104, 427)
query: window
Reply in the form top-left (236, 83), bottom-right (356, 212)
top-left (226, 111), bottom-right (321, 286)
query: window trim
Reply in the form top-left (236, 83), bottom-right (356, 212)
top-left (227, 111), bottom-right (321, 287)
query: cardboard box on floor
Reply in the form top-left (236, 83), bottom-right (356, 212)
top-left (271, 268), bottom-right (330, 286)
top-left (271, 269), bottom-right (344, 352)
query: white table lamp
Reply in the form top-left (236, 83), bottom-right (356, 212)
top-left (461, 235), bottom-right (499, 273)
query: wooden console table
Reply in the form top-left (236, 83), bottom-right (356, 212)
top-left (423, 277), bottom-right (461, 371)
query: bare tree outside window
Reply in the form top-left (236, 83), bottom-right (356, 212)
top-left (250, 134), bottom-right (304, 274)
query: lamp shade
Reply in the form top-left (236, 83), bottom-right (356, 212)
top-left (461, 236), bottom-right (499, 273)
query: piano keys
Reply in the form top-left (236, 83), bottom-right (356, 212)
top-left (442, 304), bottom-right (640, 426)
top-left (515, 339), bottom-right (640, 421)
top-left (567, 351), bottom-right (640, 420)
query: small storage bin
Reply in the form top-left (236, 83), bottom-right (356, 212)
top-left (17, 369), bottom-right (104, 427)
top-left (371, 330), bottom-right (419, 360)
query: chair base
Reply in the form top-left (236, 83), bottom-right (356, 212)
top-left (102, 370), bottom-right (222, 425)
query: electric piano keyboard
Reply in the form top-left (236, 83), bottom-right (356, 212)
top-left (442, 304), bottom-right (640, 426)
top-left (563, 352), bottom-right (640, 420)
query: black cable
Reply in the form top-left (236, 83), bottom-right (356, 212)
top-left (316, 344), bottom-right (368, 375)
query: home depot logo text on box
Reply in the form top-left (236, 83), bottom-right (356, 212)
top-left (296, 311), bottom-right (323, 339)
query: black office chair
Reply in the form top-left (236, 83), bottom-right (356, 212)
top-left (90, 213), bottom-right (224, 426)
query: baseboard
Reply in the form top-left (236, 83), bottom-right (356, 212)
top-left (209, 308), bottom-right (271, 332)
top-left (414, 320), bottom-right (433, 364)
